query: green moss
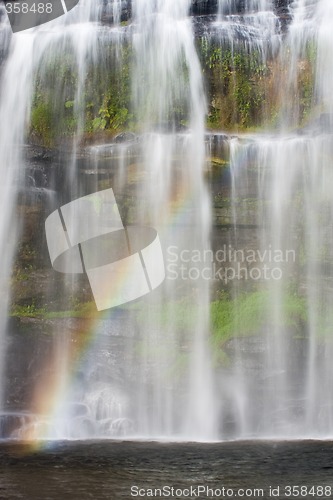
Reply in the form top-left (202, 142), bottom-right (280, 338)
top-left (30, 101), bottom-right (54, 146)
top-left (29, 43), bottom-right (134, 144)
top-left (199, 41), bottom-right (270, 130)
top-left (11, 303), bottom-right (46, 318)
top-left (28, 32), bottom-right (317, 145)
top-left (137, 298), bottom-right (196, 331)
top-left (299, 63), bottom-right (315, 124)
top-left (211, 290), bottom-right (268, 346)
top-left (43, 301), bottom-right (97, 319)
top-left (10, 300), bottom-right (98, 319)
top-left (135, 289), bottom-right (307, 350)
top-left (211, 290), bottom-right (307, 348)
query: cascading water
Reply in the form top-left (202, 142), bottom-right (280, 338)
top-left (218, 0), bottom-right (275, 16)
top-left (128, 0), bottom-right (217, 439)
top-left (2, 0), bottom-right (333, 443)
top-left (216, 0), bottom-right (280, 60)
top-left (0, 0), bottom-right (107, 437)
top-left (53, 0), bottom-right (217, 441)
top-left (0, 0), bottom-right (217, 441)
top-left (223, 0), bottom-right (333, 437)
top-left (0, 13), bottom-right (32, 409)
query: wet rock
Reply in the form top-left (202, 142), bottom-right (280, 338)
top-left (99, 0), bottom-right (291, 24)
top-left (101, 0), bottom-right (131, 25)
top-left (206, 133), bottom-right (230, 160)
top-left (190, 0), bottom-right (291, 17)
top-left (24, 144), bottom-right (60, 164)
top-left (275, 0), bottom-right (292, 17)
top-left (114, 131), bottom-right (137, 143)
top-left (0, 412), bottom-right (34, 439)
top-left (0, 26), bottom-right (10, 65)
top-left (299, 113), bottom-right (333, 136)
top-left (190, 0), bottom-right (219, 15)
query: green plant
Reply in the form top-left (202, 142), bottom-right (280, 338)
top-left (211, 290), bottom-right (307, 347)
top-left (11, 303), bottom-right (46, 318)
top-left (31, 101), bottom-right (54, 146)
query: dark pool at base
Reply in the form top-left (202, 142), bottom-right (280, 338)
top-left (0, 440), bottom-right (332, 499)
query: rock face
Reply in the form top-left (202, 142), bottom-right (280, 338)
top-left (101, 0), bottom-right (131, 25)
top-left (190, 0), bottom-right (291, 16)
top-left (100, 0), bottom-right (291, 23)
top-left (0, 7), bottom-right (10, 65)
top-left (190, 0), bottom-right (219, 15)
top-left (275, 0), bottom-right (292, 16)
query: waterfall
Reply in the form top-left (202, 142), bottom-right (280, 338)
top-left (0, 0), bottom-right (217, 440)
top-left (0, 26), bottom-right (34, 409)
top-left (2, 0), bottom-right (333, 442)
top-left (224, 0), bottom-right (333, 437)
top-left (102, 0), bottom-right (123, 26)
top-left (129, 0), bottom-right (217, 439)
top-left (216, 0), bottom-right (280, 59)
top-left (316, 0), bottom-right (333, 121)
top-left (218, 0), bottom-right (274, 16)
top-left (0, 0), bottom-right (102, 434)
